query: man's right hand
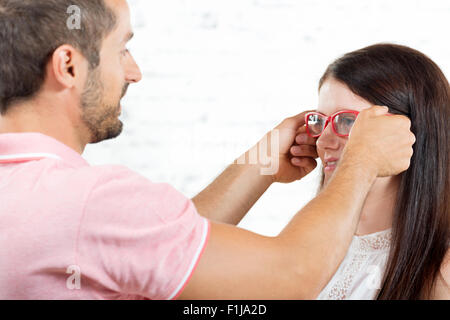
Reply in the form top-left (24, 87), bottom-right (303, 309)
top-left (343, 105), bottom-right (416, 177)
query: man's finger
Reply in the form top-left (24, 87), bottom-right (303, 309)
top-left (296, 125), bottom-right (307, 134)
top-left (291, 157), bottom-right (317, 169)
top-left (295, 131), bottom-right (317, 146)
top-left (290, 145), bottom-right (318, 159)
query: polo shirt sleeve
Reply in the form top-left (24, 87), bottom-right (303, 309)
top-left (77, 165), bottom-right (210, 300)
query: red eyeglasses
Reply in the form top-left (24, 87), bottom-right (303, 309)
top-left (305, 110), bottom-right (360, 138)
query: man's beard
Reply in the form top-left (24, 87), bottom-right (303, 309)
top-left (80, 68), bottom-right (126, 144)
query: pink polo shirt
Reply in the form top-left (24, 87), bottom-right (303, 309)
top-left (0, 132), bottom-right (210, 300)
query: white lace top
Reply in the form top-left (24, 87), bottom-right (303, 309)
top-left (317, 229), bottom-right (392, 300)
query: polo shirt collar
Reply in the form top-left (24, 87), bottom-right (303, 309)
top-left (0, 132), bottom-right (89, 167)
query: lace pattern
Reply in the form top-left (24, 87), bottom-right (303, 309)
top-left (354, 229), bottom-right (392, 252)
top-left (321, 229), bottom-right (392, 300)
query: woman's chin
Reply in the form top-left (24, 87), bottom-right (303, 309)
top-left (323, 172), bottom-right (332, 186)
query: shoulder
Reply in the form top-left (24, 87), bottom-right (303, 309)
top-left (89, 164), bottom-right (152, 184)
top-left (84, 164), bottom-right (193, 219)
top-left (88, 164), bottom-right (171, 195)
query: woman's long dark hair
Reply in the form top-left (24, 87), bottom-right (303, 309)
top-left (319, 43), bottom-right (450, 299)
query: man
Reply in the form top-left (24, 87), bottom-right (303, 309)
top-left (0, 0), bottom-right (415, 299)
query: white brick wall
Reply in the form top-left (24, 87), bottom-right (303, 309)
top-left (83, 0), bottom-right (450, 236)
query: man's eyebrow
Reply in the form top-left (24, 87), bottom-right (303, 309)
top-left (123, 32), bottom-right (134, 43)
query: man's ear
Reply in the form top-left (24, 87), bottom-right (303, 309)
top-left (50, 45), bottom-right (88, 89)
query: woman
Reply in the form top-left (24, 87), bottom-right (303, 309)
top-left (295, 43), bottom-right (449, 299)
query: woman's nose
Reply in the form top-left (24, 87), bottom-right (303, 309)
top-left (317, 123), bottom-right (340, 150)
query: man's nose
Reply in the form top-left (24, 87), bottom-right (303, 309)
top-left (125, 55), bottom-right (143, 83)
top-left (317, 123), bottom-right (339, 150)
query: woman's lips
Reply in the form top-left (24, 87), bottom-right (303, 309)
top-left (324, 158), bottom-right (339, 172)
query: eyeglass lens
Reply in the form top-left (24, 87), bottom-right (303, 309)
top-left (307, 112), bottom-right (357, 136)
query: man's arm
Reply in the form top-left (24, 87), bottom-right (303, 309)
top-left (181, 161), bottom-right (375, 299)
top-left (192, 162), bottom-right (273, 225)
top-left (178, 106), bottom-right (415, 299)
top-left (192, 111), bottom-right (318, 225)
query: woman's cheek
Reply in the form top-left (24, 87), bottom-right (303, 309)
top-left (317, 148), bottom-right (325, 165)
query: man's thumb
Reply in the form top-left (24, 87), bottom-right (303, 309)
top-left (368, 105), bottom-right (390, 116)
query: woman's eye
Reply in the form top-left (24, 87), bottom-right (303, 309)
top-left (343, 118), bottom-right (354, 126)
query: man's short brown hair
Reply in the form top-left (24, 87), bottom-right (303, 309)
top-left (0, 0), bottom-right (117, 115)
